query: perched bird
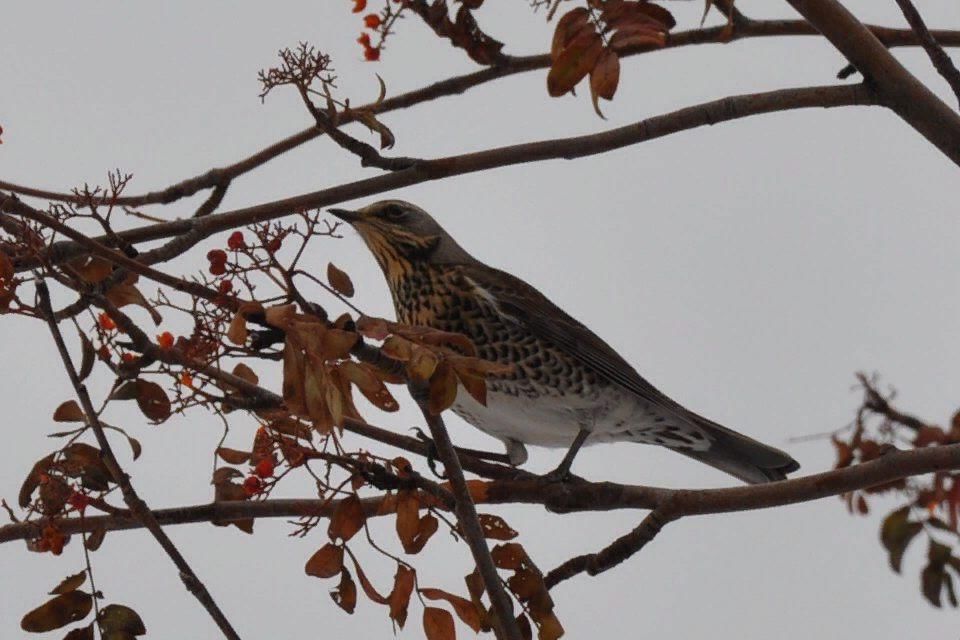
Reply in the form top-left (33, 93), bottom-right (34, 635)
top-left (330, 200), bottom-right (799, 484)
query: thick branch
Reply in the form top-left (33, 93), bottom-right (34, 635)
top-left (35, 283), bottom-right (243, 640)
top-left (409, 385), bottom-right (522, 640)
top-left (893, 0), bottom-right (960, 108)
top-left (0, 19), bottom-right (955, 207)
top-left (785, 0), bottom-right (960, 165)
top-left (17, 83), bottom-right (875, 272)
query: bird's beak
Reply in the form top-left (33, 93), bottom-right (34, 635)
top-left (328, 208), bottom-right (360, 224)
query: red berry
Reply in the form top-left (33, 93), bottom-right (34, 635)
top-left (98, 312), bottom-right (116, 331)
top-left (207, 249), bottom-right (227, 264)
top-left (364, 14), bottom-right (381, 28)
top-left (121, 353), bottom-right (137, 363)
top-left (267, 238), bottom-right (282, 253)
top-left (157, 331), bottom-right (174, 349)
top-left (227, 231), bottom-right (246, 250)
top-left (209, 262), bottom-right (227, 276)
top-left (352, 0), bottom-right (367, 13)
top-left (254, 458), bottom-right (275, 479)
top-left (68, 491), bottom-right (90, 514)
top-left (218, 280), bottom-right (233, 294)
top-left (243, 476), bottom-right (263, 496)
top-left (363, 46), bottom-right (381, 61)
top-left (357, 32), bottom-right (371, 46)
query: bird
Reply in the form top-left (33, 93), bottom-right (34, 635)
top-left (329, 200), bottom-right (800, 484)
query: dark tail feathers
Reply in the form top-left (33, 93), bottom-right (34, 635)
top-left (676, 416), bottom-right (800, 484)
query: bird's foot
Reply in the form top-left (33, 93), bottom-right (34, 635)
top-left (411, 428), bottom-right (446, 479)
top-left (540, 466), bottom-right (585, 484)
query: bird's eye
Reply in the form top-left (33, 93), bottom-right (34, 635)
top-left (379, 204), bottom-right (406, 221)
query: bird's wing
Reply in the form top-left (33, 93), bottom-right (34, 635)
top-left (458, 263), bottom-right (688, 416)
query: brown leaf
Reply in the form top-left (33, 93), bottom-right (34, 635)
top-left (98, 604), bottom-right (146, 635)
top-left (880, 506), bottom-right (922, 573)
top-left (421, 589), bottom-right (482, 633)
top-left (215, 447), bottom-right (251, 465)
top-left (20, 591), bottom-right (92, 633)
top-left (77, 331), bottom-right (95, 382)
top-left (19, 453), bottom-right (55, 508)
top-left (381, 336), bottom-right (414, 361)
top-left (328, 494), bottom-right (365, 542)
top-left (537, 610), bottom-right (565, 640)
top-left (134, 380), bottom-right (171, 422)
top-left (547, 31), bottom-right (603, 97)
top-left (322, 329), bottom-right (359, 360)
top-left (389, 565), bottom-right (416, 628)
top-left (338, 361), bottom-right (400, 412)
top-left (454, 367), bottom-right (487, 406)
top-left (356, 315), bottom-right (390, 340)
top-left (232, 363), bottom-right (259, 386)
top-left (331, 568), bottom-right (358, 614)
top-left (226, 312), bottom-right (248, 346)
top-left (61, 443), bottom-right (112, 492)
top-left (476, 513), bottom-right (518, 540)
top-left (53, 400), bottom-right (85, 423)
top-left (350, 556), bottom-right (391, 605)
top-left (84, 525), bottom-right (107, 552)
top-left (63, 622), bottom-right (95, 640)
top-left (589, 48), bottom-right (620, 117)
top-left (67, 256), bottom-right (114, 283)
top-left (423, 607), bottom-right (456, 640)
top-left (428, 360), bottom-right (459, 415)
top-left (49, 572), bottom-right (87, 595)
top-left (551, 8), bottom-right (591, 62)
top-left (327, 263), bottom-right (355, 297)
top-left (491, 543), bottom-right (527, 570)
top-left (105, 283), bottom-right (161, 325)
top-left (396, 490), bottom-right (421, 551)
top-left (305, 543), bottom-right (344, 579)
top-left (354, 110), bottom-right (396, 150)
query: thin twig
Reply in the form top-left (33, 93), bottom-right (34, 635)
top-left (893, 0), bottom-right (960, 108)
top-left (409, 383), bottom-right (523, 640)
top-left (35, 282), bottom-right (243, 640)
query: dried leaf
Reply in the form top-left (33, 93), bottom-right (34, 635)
top-left (381, 336), bottom-right (413, 361)
top-left (226, 312), bottom-right (248, 346)
top-left (491, 543), bottom-right (527, 570)
top-left (49, 572), bottom-right (86, 595)
top-left (21, 591), bottom-right (92, 633)
top-left (351, 556), bottom-right (391, 604)
top-left (331, 568), bottom-right (358, 614)
top-left (389, 565), bottom-right (416, 628)
top-left (454, 367), bottom-right (486, 406)
top-left (589, 48), bottom-right (620, 117)
top-left (880, 506), bottom-right (922, 573)
top-left (547, 31), bottom-right (603, 97)
top-left (68, 256), bottom-right (113, 283)
top-left (62, 443), bottom-right (112, 492)
top-left (53, 400), bottom-right (85, 423)
top-left (77, 331), bottom-right (95, 382)
top-left (327, 263), bottom-right (355, 297)
top-left (19, 453), bottom-right (55, 508)
top-left (232, 363), bottom-right (259, 386)
top-left (63, 622), bottom-right (95, 640)
top-left (356, 315), bottom-right (390, 341)
top-left (105, 283), bottom-right (161, 325)
top-left (423, 607), bottom-right (456, 640)
top-left (134, 380), bottom-right (171, 422)
top-left (421, 589), bottom-right (482, 633)
top-left (396, 491), bottom-right (420, 552)
top-left (305, 543), bottom-right (344, 579)
top-left (408, 347), bottom-right (440, 384)
top-left (84, 525), bottom-right (107, 552)
top-left (328, 494), bottom-right (365, 542)
top-left (551, 8), bottom-right (591, 61)
top-left (338, 361), bottom-right (400, 412)
top-left (428, 360), bottom-right (458, 415)
top-left (216, 448), bottom-right (251, 465)
top-left (322, 329), bottom-right (359, 360)
top-left (98, 604), bottom-right (146, 635)
top-left (476, 513), bottom-right (518, 540)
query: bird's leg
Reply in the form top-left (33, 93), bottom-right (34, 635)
top-left (411, 428), bottom-right (512, 467)
top-left (543, 428), bottom-right (591, 482)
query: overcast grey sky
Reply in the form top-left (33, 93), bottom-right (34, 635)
top-left (2, 1), bottom-right (960, 638)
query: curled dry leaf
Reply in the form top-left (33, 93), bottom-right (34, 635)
top-left (338, 361), bottom-right (400, 412)
top-left (350, 555), bottom-right (391, 605)
top-left (356, 315), bottom-right (390, 341)
top-left (49, 572), bottom-right (87, 596)
top-left (547, 30), bottom-right (603, 97)
top-left (327, 262), bottom-right (355, 297)
top-left (428, 360), bottom-right (459, 415)
top-left (216, 447), bottom-right (251, 465)
top-left (589, 48), bottom-right (620, 117)
top-left (331, 568), bottom-right (358, 614)
top-left (389, 565), bottom-right (416, 628)
top-left (98, 604), bottom-right (146, 636)
top-left (420, 589), bottom-right (482, 633)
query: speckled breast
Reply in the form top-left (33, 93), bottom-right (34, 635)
top-left (390, 264), bottom-right (609, 401)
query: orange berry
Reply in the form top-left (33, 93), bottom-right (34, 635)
top-left (352, 0), bottom-right (367, 13)
top-left (267, 237), bottom-right (282, 253)
top-left (157, 331), bottom-right (174, 349)
top-left (363, 46), bottom-right (381, 61)
top-left (98, 312), bottom-right (116, 331)
top-left (364, 14), bottom-right (381, 28)
top-left (357, 32), bottom-right (371, 46)
top-left (180, 372), bottom-right (194, 387)
top-left (121, 353), bottom-right (137, 363)
top-left (243, 476), bottom-right (263, 496)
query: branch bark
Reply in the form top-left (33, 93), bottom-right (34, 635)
top-left (12, 83), bottom-right (875, 273)
top-left (893, 0), bottom-right (960, 108)
top-left (785, 0), bottom-right (960, 165)
top-left (35, 282), bottom-right (243, 640)
top-left (409, 384), bottom-right (523, 640)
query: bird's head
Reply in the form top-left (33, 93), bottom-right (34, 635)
top-left (329, 200), bottom-right (470, 277)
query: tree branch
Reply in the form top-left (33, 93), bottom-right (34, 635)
top-left (785, 0), bottom-right (960, 165)
top-left (543, 508), bottom-right (678, 589)
top-left (409, 384), bottom-right (523, 640)
top-left (0, 19), bottom-right (955, 207)
top-left (35, 282), bottom-right (243, 640)
top-left (892, 0), bottom-right (960, 108)
top-left (16, 82), bottom-right (875, 272)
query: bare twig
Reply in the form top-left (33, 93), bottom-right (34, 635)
top-left (409, 383), bottom-right (523, 640)
top-left (893, 0), bottom-right (960, 108)
top-left (857, 372), bottom-right (929, 432)
top-left (1, 19), bottom-right (957, 207)
top-left (18, 83), bottom-right (876, 272)
top-left (35, 282), bottom-right (243, 640)
top-left (543, 508), bottom-right (678, 589)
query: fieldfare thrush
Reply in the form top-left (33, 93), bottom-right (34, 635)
top-left (330, 200), bottom-right (799, 484)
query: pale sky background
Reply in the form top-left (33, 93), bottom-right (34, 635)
top-left (2, 1), bottom-right (960, 638)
